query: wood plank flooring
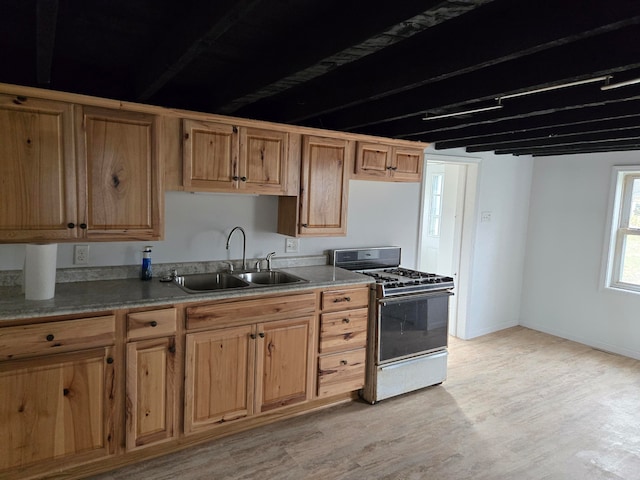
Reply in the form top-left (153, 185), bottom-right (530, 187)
top-left (92, 327), bottom-right (640, 479)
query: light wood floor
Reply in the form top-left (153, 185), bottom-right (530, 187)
top-left (92, 326), bottom-right (640, 479)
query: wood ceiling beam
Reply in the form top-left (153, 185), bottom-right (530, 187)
top-left (213, 0), bottom-right (470, 114)
top-left (237, 0), bottom-right (640, 123)
top-left (134, 0), bottom-right (263, 102)
top-left (433, 112), bottom-right (640, 150)
top-left (323, 25), bottom-right (640, 134)
top-left (415, 100), bottom-right (640, 143)
top-left (36, 0), bottom-right (58, 87)
top-left (494, 138), bottom-right (640, 156)
top-left (463, 126), bottom-right (640, 153)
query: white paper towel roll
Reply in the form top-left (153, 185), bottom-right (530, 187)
top-left (24, 244), bottom-right (58, 300)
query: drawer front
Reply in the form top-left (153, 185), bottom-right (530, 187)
top-left (321, 286), bottom-right (369, 312)
top-left (187, 292), bottom-right (316, 330)
top-left (319, 308), bottom-right (368, 354)
top-left (0, 315), bottom-right (116, 361)
top-left (317, 348), bottom-right (366, 397)
top-left (127, 308), bottom-right (177, 340)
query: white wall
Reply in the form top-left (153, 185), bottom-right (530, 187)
top-left (427, 148), bottom-right (533, 339)
top-left (0, 181), bottom-right (421, 271)
top-left (521, 151), bottom-right (640, 360)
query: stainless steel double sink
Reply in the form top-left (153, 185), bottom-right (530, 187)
top-left (173, 270), bottom-right (307, 294)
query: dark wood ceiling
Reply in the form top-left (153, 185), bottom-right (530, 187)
top-left (2, 0), bottom-right (640, 156)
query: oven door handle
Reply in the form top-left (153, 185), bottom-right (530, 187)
top-left (380, 290), bottom-right (453, 306)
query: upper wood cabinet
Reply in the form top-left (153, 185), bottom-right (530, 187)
top-left (76, 106), bottom-right (163, 241)
top-left (0, 95), bottom-right (78, 242)
top-left (353, 141), bottom-right (424, 182)
top-left (0, 93), bottom-right (163, 243)
top-left (182, 119), bottom-right (293, 195)
top-left (278, 135), bottom-right (353, 237)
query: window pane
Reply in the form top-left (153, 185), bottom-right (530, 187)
top-left (621, 234), bottom-right (640, 285)
top-left (630, 179), bottom-right (640, 229)
top-left (432, 174), bottom-right (443, 195)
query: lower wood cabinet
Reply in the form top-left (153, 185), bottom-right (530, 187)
top-left (184, 315), bottom-right (314, 434)
top-left (125, 308), bottom-right (179, 451)
top-left (0, 347), bottom-right (116, 478)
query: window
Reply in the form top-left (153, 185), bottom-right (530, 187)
top-left (605, 167), bottom-right (640, 292)
top-left (428, 173), bottom-right (444, 237)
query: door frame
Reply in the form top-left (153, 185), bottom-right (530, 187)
top-left (417, 153), bottom-right (480, 339)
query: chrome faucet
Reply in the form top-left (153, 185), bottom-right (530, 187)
top-left (225, 226), bottom-right (247, 271)
top-left (266, 252), bottom-right (276, 270)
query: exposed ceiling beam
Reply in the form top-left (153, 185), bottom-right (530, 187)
top-left (134, 0), bottom-right (264, 102)
top-left (214, 0), bottom-right (474, 114)
top-left (36, 0), bottom-right (58, 87)
top-left (236, 0), bottom-right (640, 123)
top-left (320, 25), bottom-right (640, 134)
top-left (495, 138), bottom-right (640, 156)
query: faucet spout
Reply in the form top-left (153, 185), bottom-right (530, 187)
top-left (225, 226), bottom-right (247, 271)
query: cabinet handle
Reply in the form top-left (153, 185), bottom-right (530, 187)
top-left (340, 360), bottom-right (348, 366)
top-left (13, 96), bottom-right (27, 105)
top-left (250, 333), bottom-right (256, 339)
top-left (79, 223), bottom-right (87, 229)
top-left (258, 332), bottom-right (265, 338)
top-left (149, 321), bottom-right (158, 327)
top-left (233, 126), bottom-right (238, 134)
top-left (390, 166), bottom-right (398, 171)
top-left (46, 334), bottom-right (55, 341)
top-left (168, 345), bottom-right (176, 354)
top-left (240, 176), bottom-right (247, 182)
top-left (63, 388), bottom-right (70, 396)
top-left (106, 357), bottom-right (114, 364)
top-left (342, 318), bottom-right (350, 324)
top-left (67, 222), bottom-right (75, 229)
top-left (333, 296), bottom-right (351, 303)
top-left (301, 223), bottom-right (308, 228)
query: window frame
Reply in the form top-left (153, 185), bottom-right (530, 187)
top-left (604, 166), bottom-right (640, 294)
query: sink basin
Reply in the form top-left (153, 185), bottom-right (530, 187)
top-left (174, 273), bottom-right (250, 293)
top-left (236, 270), bottom-right (307, 285)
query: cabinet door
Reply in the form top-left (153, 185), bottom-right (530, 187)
top-left (126, 337), bottom-right (177, 450)
top-left (255, 316), bottom-right (313, 413)
top-left (184, 325), bottom-right (255, 433)
top-left (77, 106), bottom-right (161, 240)
top-left (183, 119), bottom-right (238, 191)
top-left (0, 94), bottom-right (78, 242)
top-left (389, 146), bottom-right (424, 182)
top-left (299, 135), bottom-right (351, 236)
top-left (239, 126), bottom-right (288, 194)
top-left (354, 142), bottom-right (391, 179)
top-left (0, 348), bottom-right (116, 475)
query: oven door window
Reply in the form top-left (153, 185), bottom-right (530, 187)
top-left (378, 292), bottom-right (451, 364)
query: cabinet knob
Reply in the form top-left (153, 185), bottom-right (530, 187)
top-left (342, 318), bottom-right (350, 324)
top-left (46, 334), bottom-right (55, 341)
top-left (250, 333), bottom-right (256, 339)
top-left (106, 357), bottom-right (114, 364)
top-left (63, 388), bottom-right (70, 396)
top-left (390, 166), bottom-right (398, 171)
top-left (79, 223), bottom-right (87, 229)
top-left (67, 222), bottom-right (75, 229)
top-left (233, 126), bottom-right (238, 133)
top-left (240, 176), bottom-right (247, 182)
top-left (258, 332), bottom-right (265, 338)
top-left (168, 345), bottom-right (176, 354)
top-left (150, 321), bottom-right (158, 327)
top-left (340, 360), bottom-right (348, 366)
top-left (301, 223), bottom-right (308, 228)
top-left (232, 176), bottom-right (239, 181)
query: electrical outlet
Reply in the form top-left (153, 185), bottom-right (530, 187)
top-left (74, 245), bottom-right (89, 265)
top-left (285, 237), bottom-right (299, 253)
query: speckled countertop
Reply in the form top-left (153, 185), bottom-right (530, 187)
top-left (0, 266), bottom-right (372, 321)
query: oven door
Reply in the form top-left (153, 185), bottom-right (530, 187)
top-left (377, 290), bottom-right (452, 364)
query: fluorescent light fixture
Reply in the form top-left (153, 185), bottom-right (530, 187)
top-left (499, 75), bottom-right (612, 100)
top-left (422, 104), bottom-right (502, 121)
top-left (601, 77), bottom-right (640, 91)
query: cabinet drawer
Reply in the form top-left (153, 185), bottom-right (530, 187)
top-left (321, 286), bottom-right (369, 312)
top-left (187, 292), bottom-right (316, 330)
top-left (127, 308), bottom-right (177, 340)
top-left (0, 315), bottom-right (116, 361)
top-left (317, 348), bottom-right (366, 397)
top-left (319, 308), bottom-right (368, 354)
